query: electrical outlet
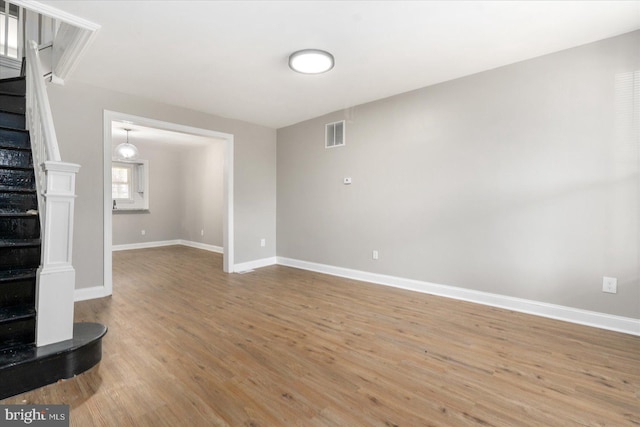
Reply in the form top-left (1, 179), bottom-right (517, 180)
top-left (141, 229), bottom-right (146, 236)
top-left (260, 238), bottom-right (266, 247)
top-left (372, 250), bottom-right (379, 260)
top-left (344, 177), bottom-right (352, 185)
top-left (602, 276), bottom-right (617, 294)
top-left (201, 229), bottom-right (204, 236)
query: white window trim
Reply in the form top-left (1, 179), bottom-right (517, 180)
top-left (112, 162), bottom-right (134, 202)
top-left (112, 159), bottom-right (149, 211)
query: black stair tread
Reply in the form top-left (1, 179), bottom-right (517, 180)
top-left (0, 186), bottom-right (35, 193)
top-left (0, 238), bottom-right (41, 248)
top-left (0, 209), bottom-right (38, 218)
top-left (0, 210), bottom-right (38, 217)
top-left (0, 91), bottom-right (24, 98)
top-left (0, 144), bottom-right (30, 152)
top-left (0, 305), bottom-right (35, 324)
top-left (0, 125), bottom-right (28, 134)
top-left (0, 268), bottom-right (37, 282)
top-left (0, 164), bottom-right (33, 171)
top-left (0, 109), bottom-right (24, 117)
top-left (0, 323), bottom-right (106, 367)
top-left (0, 322), bottom-right (106, 399)
top-left (0, 77), bottom-right (25, 83)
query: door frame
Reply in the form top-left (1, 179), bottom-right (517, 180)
top-left (102, 110), bottom-right (234, 296)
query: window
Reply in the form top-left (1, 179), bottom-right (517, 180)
top-left (112, 165), bottom-right (132, 200)
top-left (112, 160), bottom-right (149, 211)
top-left (0, 1), bottom-right (19, 59)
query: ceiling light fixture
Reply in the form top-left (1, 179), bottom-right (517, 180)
top-left (289, 49), bottom-right (334, 74)
top-left (115, 128), bottom-right (139, 161)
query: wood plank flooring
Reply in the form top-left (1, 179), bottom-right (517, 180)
top-left (2, 246), bottom-right (639, 426)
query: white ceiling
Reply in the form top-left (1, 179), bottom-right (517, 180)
top-left (43, 1), bottom-right (640, 129)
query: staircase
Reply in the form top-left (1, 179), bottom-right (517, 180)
top-left (0, 76), bottom-right (38, 352)
top-left (0, 75), bottom-right (106, 400)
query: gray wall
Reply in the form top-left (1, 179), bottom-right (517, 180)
top-left (112, 140), bottom-right (182, 245)
top-left (48, 81), bottom-right (276, 290)
top-left (111, 139), bottom-right (225, 247)
top-left (180, 142), bottom-right (225, 246)
top-left (277, 31), bottom-right (639, 318)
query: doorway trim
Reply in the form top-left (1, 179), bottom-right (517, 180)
top-left (101, 110), bottom-right (234, 297)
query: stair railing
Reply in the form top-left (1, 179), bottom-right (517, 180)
top-left (24, 39), bottom-right (79, 347)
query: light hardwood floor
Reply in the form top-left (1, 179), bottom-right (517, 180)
top-left (3, 246), bottom-right (639, 426)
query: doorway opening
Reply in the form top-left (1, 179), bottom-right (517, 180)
top-left (102, 111), bottom-right (234, 296)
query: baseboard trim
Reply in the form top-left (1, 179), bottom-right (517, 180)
top-left (112, 240), bottom-right (223, 253)
top-left (234, 257), bottom-right (277, 273)
top-left (112, 240), bottom-right (277, 273)
top-left (74, 285), bottom-right (111, 302)
top-left (179, 240), bottom-right (223, 253)
top-left (276, 257), bottom-right (640, 336)
top-left (112, 240), bottom-right (182, 251)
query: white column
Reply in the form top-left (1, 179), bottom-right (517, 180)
top-left (35, 161), bottom-right (80, 346)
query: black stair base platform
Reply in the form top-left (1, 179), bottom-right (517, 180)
top-left (0, 322), bottom-right (107, 400)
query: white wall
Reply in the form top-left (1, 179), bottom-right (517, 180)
top-left (276, 31), bottom-right (640, 319)
top-left (47, 81), bottom-right (276, 290)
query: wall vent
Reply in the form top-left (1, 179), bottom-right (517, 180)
top-left (325, 120), bottom-right (345, 148)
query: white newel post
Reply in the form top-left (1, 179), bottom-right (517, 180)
top-left (35, 161), bottom-right (80, 346)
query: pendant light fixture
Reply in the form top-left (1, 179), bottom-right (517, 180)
top-left (115, 128), bottom-right (139, 161)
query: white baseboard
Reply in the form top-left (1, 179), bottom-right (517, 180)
top-left (234, 257), bottom-right (277, 272)
top-left (112, 240), bottom-right (182, 251)
top-left (112, 239), bottom-right (223, 253)
top-left (276, 257), bottom-right (640, 336)
top-left (75, 285), bottom-right (111, 302)
top-left (179, 240), bottom-right (223, 253)
top-left (112, 239), bottom-right (275, 273)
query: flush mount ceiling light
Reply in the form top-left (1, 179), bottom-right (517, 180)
top-left (289, 49), bottom-right (334, 74)
top-left (115, 128), bottom-right (139, 161)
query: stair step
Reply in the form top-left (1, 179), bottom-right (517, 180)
top-left (0, 322), bottom-right (106, 399)
top-left (0, 191), bottom-right (37, 211)
top-left (0, 186), bottom-right (35, 193)
top-left (0, 77), bottom-right (25, 96)
top-left (0, 90), bottom-right (24, 96)
top-left (0, 214), bottom-right (39, 239)
top-left (0, 127), bottom-right (29, 149)
top-left (0, 305), bottom-right (35, 350)
top-left (0, 147), bottom-right (32, 168)
top-left (0, 111), bottom-right (25, 130)
top-left (0, 240), bottom-right (40, 270)
top-left (0, 238), bottom-right (40, 248)
top-left (0, 143), bottom-right (30, 152)
top-left (0, 275), bottom-right (35, 308)
top-left (0, 268), bottom-right (37, 282)
top-left (0, 163), bottom-right (33, 171)
top-left (0, 210), bottom-right (38, 217)
top-left (0, 319), bottom-right (35, 350)
top-left (0, 169), bottom-right (35, 191)
top-left (0, 93), bottom-right (25, 114)
top-left (0, 305), bottom-right (35, 324)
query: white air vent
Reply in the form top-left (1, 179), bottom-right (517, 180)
top-left (325, 120), bottom-right (345, 148)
